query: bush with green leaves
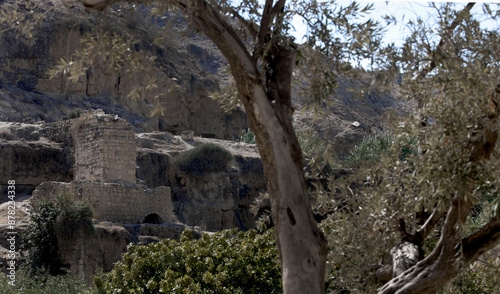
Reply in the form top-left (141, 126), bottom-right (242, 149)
top-left (94, 229), bottom-right (281, 294)
top-left (23, 194), bottom-right (94, 275)
top-left (0, 269), bottom-right (94, 294)
top-left (239, 128), bottom-right (256, 144)
top-left (443, 265), bottom-right (499, 294)
top-left (172, 143), bottom-right (234, 175)
top-left (342, 130), bottom-right (393, 168)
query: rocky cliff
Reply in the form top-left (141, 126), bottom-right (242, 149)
top-left (0, 114), bottom-right (263, 278)
top-left (0, 0), bottom-right (248, 139)
top-left (0, 0), bottom-right (411, 158)
top-left (0, 115), bottom-right (265, 231)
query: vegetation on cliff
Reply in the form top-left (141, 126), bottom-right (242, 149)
top-left (172, 143), bottom-right (234, 175)
top-left (0, 269), bottom-right (94, 294)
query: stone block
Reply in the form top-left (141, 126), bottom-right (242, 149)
top-left (181, 130), bottom-right (194, 141)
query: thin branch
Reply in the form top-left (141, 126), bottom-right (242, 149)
top-left (230, 8), bottom-right (258, 38)
top-left (415, 208), bottom-right (444, 243)
top-left (256, 0), bottom-right (287, 48)
top-left (271, 0), bottom-right (286, 15)
top-left (270, 0), bottom-right (286, 36)
top-left (414, 2), bottom-right (475, 81)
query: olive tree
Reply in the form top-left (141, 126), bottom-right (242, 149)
top-left (375, 2), bottom-right (500, 292)
top-left (315, 3), bottom-right (499, 293)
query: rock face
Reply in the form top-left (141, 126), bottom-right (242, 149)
top-left (0, 121), bottom-right (74, 199)
top-left (0, 115), bottom-right (265, 279)
top-left (0, 0), bottom-right (248, 139)
top-left (135, 132), bottom-right (266, 231)
top-left (0, 113), bottom-right (266, 231)
top-left (294, 78), bottom-right (413, 160)
top-left (173, 172), bottom-right (239, 231)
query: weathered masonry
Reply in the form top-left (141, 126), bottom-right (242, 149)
top-left (33, 181), bottom-right (172, 224)
top-left (33, 110), bottom-right (173, 224)
top-left (74, 111), bottom-right (136, 183)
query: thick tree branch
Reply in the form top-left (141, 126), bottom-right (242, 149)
top-left (176, 0), bottom-right (258, 76)
top-left (462, 214), bottom-right (500, 263)
top-left (257, 0), bottom-right (274, 46)
top-left (256, 0), bottom-right (286, 49)
top-left (378, 191), bottom-right (472, 294)
top-left (271, 0), bottom-right (286, 15)
top-left (414, 2), bottom-right (475, 81)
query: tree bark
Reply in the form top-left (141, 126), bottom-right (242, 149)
top-left (81, 0), bottom-right (328, 292)
top-left (173, 3), bottom-right (328, 292)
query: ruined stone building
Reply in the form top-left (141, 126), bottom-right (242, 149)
top-left (2, 109), bottom-right (264, 280)
top-left (33, 110), bottom-right (173, 224)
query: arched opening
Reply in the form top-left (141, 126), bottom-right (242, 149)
top-left (143, 213), bottom-right (163, 224)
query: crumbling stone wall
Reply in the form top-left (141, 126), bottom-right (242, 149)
top-left (32, 181), bottom-right (173, 224)
top-left (74, 111), bottom-right (136, 183)
top-left (57, 224), bottom-right (133, 282)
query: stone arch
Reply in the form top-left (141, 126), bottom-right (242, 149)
top-left (142, 213), bottom-right (163, 224)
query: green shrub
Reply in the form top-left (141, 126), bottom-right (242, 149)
top-left (94, 229), bottom-right (282, 294)
top-left (239, 128), bottom-right (256, 144)
top-left (0, 269), bottom-right (94, 294)
top-left (439, 263), bottom-right (499, 294)
top-left (342, 130), bottom-right (394, 168)
top-left (54, 193), bottom-right (94, 240)
top-left (239, 125), bottom-right (324, 159)
top-left (172, 143), bottom-right (234, 175)
top-left (23, 194), bottom-right (94, 275)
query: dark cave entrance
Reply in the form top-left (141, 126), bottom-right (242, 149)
top-left (143, 213), bottom-right (163, 224)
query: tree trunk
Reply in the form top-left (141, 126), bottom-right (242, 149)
top-left (167, 2), bottom-right (329, 292)
top-left (241, 45), bottom-right (328, 293)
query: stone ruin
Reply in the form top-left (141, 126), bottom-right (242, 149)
top-left (9, 109), bottom-right (266, 280)
top-left (30, 110), bottom-right (174, 280)
top-left (33, 110), bottom-right (173, 224)
top-left (73, 112), bottom-right (137, 184)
